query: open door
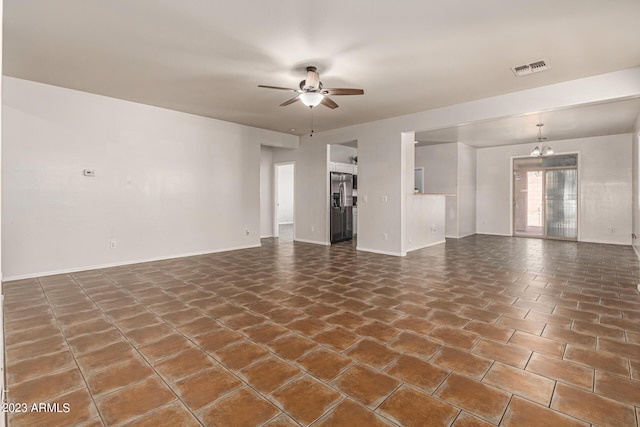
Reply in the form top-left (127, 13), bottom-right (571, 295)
top-left (274, 162), bottom-right (295, 240)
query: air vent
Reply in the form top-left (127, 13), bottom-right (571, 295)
top-left (511, 59), bottom-right (548, 77)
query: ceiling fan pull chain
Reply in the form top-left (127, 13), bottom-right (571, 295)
top-left (310, 106), bottom-right (314, 137)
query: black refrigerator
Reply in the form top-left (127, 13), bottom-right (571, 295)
top-left (330, 172), bottom-right (353, 243)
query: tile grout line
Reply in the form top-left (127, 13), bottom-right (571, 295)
top-left (35, 276), bottom-right (108, 427)
top-left (66, 272), bottom-right (207, 427)
top-left (99, 269), bottom-right (358, 425)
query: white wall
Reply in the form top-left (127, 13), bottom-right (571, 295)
top-left (415, 143), bottom-right (458, 194)
top-left (457, 143), bottom-right (477, 238)
top-left (402, 132), bottom-right (446, 253)
top-left (0, 3), bottom-right (5, 424)
top-left (276, 163), bottom-right (294, 224)
top-left (414, 142), bottom-right (477, 239)
top-left (272, 140), bottom-right (329, 245)
top-left (406, 195), bottom-right (446, 252)
top-left (260, 146), bottom-right (274, 237)
top-left (352, 125), bottom-right (403, 255)
top-left (2, 77), bottom-right (297, 279)
top-left (476, 134), bottom-right (632, 245)
top-left (632, 113), bottom-right (640, 256)
top-left (330, 144), bottom-right (357, 164)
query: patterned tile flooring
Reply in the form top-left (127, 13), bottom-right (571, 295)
top-left (3, 235), bottom-right (640, 426)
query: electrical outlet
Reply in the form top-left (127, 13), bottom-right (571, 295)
top-left (311, 225), bottom-right (315, 232)
top-left (245, 229), bottom-right (250, 235)
top-left (383, 233), bottom-right (388, 240)
top-left (83, 169), bottom-right (96, 177)
top-left (110, 240), bottom-right (117, 249)
top-left (363, 195), bottom-right (367, 203)
top-left (381, 195), bottom-right (388, 203)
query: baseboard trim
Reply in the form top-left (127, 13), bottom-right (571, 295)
top-left (356, 246), bottom-right (405, 257)
top-left (407, 240), bottom-right (446, 252)
top-left (260, 235), bottom-right (274, 239)
top-left (457, 232), bottom-right (477, 239)
top-left (476, 233), bottom-right (632, 246)
top-left (3, 243), bottom-right (262, 282)
top-left (294, 238), bottom-right (330, 246)
top-left (578, 238), bottom-right (632, 246)
top-left (634, 244), bottom-right (640, 260)
top-left (446, 232), bottom-right (476, 239)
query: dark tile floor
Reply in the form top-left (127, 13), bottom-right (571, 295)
top-left (3, 235), bottom-right (640, 426)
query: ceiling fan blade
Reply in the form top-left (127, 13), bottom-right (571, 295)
top-left (323, 88), bottom-right (364, 96)
top-left (321, 96), bottom-right (339, 109)
top-left (258, 85), bottom-right (299, 92)
top-left (280, 96), bottom-right (300, 107)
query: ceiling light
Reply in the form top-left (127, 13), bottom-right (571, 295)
top-left (531, 146), bottom-right (541, 157)
top-left (531, 123), bottom-right (553, 157)
top-left (299, 92), bottom-right (324, 107)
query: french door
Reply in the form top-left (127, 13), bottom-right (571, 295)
top-left (513, 155), bottom-right (578, 240)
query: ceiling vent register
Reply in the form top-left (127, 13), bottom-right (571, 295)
top-left (511, 59), bottom-right (548, 77)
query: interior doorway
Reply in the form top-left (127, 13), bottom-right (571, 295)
top-left (275, 162), bottom-right (294, 240)
top-left (513, 154), bottom-right (578, 240)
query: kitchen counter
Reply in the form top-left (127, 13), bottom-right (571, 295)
top-left (406, 193), bottom-right (446, 253)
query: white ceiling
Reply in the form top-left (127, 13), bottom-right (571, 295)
top-left (415, 97), bottom-right (640, 148)
top-left (4, 0), bottom-right (640, 139)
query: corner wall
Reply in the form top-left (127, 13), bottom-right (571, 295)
top-left (632, 113), bottom-right (640, 256)
top-left (272, 140), bottom-right (329, 245)
top-left (457, 143), bottom-right (477, 238)
top-left (2, 77), bottom-right (297, 279)
top-left (260, 146), bottom-right (274, 237)
top-left (0, 2), bottom-right (5, 424)
top-left (414, 142), bottom-right (476, 238)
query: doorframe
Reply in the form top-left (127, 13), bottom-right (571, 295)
top-left (510, 152), bottom-right (580, 240)
top-left (274, 161), bottom-right (295, 239)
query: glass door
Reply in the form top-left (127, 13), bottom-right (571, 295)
top-left (513, 154), bottom-right (578, 240)
top-left (545, 169), bottom-right (577, 239)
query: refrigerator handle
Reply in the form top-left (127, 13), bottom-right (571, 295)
top-left (339, 182), bottom-right (346, 210)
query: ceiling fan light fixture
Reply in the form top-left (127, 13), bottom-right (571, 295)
top-left (542, 146), bottom-right (554, 156)
top-left (531, 146), bottom-right (541, 157)
top-left (299, 92), bottom-right (324, 107)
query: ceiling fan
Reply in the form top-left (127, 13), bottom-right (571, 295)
top-left (258, 66), bottom-right (364, 109)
